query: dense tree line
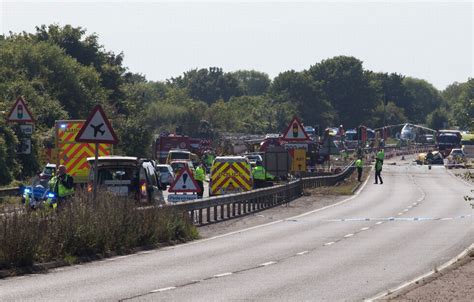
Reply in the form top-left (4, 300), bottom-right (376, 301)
top-left (0, 25), bottom-right (472, 184)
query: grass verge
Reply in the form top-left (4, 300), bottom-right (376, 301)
top-left (0, 189), bottom-right (198, 271)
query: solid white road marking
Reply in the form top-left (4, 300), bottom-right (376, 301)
top-left (214, 272), bottom-right (233, 278)
top-left (150, 287), bottom-right (176, 293)
top-left (260, 261), bottom-right (276, 266)
top-left (344, 233), bottom-right (354, 238)
top-left (296, 251), bottom-right (309, 255)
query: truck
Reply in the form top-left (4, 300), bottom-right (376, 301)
top-left (52, 120), bottom-right (113, 184)
top-left (436, 130), bottom-right (462, 157)
top-left (153, 134), bottom-right (211, 164)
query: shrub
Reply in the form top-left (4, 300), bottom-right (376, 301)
top-left (0, 189), bottom-right (198, 269)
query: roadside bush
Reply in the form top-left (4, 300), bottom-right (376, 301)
top-left (0, 189), bottom-right (198, 269)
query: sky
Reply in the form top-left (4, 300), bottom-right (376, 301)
top-left (1, 0), bottom-right (472, 90)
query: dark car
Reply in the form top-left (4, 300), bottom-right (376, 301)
top-left (87, 156), bottom-right (164, 203)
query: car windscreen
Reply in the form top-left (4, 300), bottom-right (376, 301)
top-left (98, 167), bottom-right (137, 185)
top-left (158, 167), bottom-right (169, 173)
top-left (438, 135), bottom-right (460, 144)
top-left (171, 153), bottom-right (189, 160)
top-left (43, 167), bottom-right (55, 175)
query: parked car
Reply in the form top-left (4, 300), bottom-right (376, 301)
top-left (87, 156), bottom-right (164, 203)
top-left (170, 160), bottom-right (195, 176)
top-left (155, 164), bottom-right (175, 189)
top-left (244, 153), bottom-right (263, 166)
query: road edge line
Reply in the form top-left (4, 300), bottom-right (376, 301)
top-left (366, 243), bottom-right (474, 301)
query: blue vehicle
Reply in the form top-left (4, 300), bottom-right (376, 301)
top-left (21, 183), bottom-right (57, 210)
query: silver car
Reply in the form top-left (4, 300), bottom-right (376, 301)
top-left (156, 164), bottom-right (175, 189)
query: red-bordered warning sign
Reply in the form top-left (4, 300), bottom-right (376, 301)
top-left (75, 105), bottom-right (119, 144)
top-left (6, 97), bottom-right (35, 123)
top-left (169, 166), bottom-right (201, 193)
top-left (282, 116), bottom-right (310, 141)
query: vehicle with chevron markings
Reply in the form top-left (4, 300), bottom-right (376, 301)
top-left (53, 120), bottom-right (113, 184)
top-left (209, 156), bottom-right (253, 196)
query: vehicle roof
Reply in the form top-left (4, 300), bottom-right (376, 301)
top-left (45, 163), bottom-right (57, 167)
top-left (87, 156), bottom-right (138, 162)
top-left (214, 156), bottom-right (248, 163)
top-left (169, 149), bottom-right (191, 153)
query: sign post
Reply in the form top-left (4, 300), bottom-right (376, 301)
top-left (76, 105), bottom-right (119, 201)
top-left (282, 116), bottom-right (311, 174)
top-left (6, 97), bottom-right (35, 155)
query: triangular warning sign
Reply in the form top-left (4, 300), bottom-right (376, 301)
top-left (6, 97), bottom-right (35, 123)
top-left (75, 105), bottom-right (119, 144)
top-left (168, 167), bottom-right (201, 193)
top-left (282, 116), bottom-right (310, 141)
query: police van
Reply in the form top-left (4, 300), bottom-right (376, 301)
top-left (209, 156), bottom-right (253, 196)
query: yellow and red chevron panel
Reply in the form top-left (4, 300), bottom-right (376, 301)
top-left (210, 161), bottom-right (252, 195)
top-left (55, 120), bottom-right (112, 183)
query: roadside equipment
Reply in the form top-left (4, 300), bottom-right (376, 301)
top-left (210, 156), bottom-right (253, 196)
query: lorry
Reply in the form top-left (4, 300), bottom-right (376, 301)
top-left (436, 130), bottom-right (462, 157)
top-left (52, 120), bottom-right (113, 184)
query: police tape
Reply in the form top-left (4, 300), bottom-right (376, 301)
top-left (325, 215), bottom-right (472, 222)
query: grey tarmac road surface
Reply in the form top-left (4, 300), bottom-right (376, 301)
top-left (0, 158), bottom-right (472, 301)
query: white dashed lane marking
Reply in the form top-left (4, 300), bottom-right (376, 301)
top-left (214, 272), bottom-right (232, 278)
top-left (344, 233), bottom-right (354, 238)
top-left (150, 287), bottom-right (176, 293)
top-left (324, 242), bottom-right (335, 246)
top-left (296, 251), bottom-right (309, 255)
top-left (260, 261), bottom-right (276, 267)
top-left (360, 227), bottom-right (370, 231)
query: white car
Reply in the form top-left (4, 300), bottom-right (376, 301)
top-left (156, 164), bottom-right (175, 189)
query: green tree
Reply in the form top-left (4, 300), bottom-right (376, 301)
top-left (426, 108), bottom-right (450, 130)
top-left (402, 77), bottom-right (444, 124)
top-left (230, 70), bottom-right (271, 96)
top-left (368, 102), bottom-right (407, 128)
top-left (169, 67), bottom-right (244, 104)
top-left (32, 25), bottom-right (127, 113)
top-left (308, 56), bottom-right (377, 128)
top-left (271, 70), bottom-right (335, 129)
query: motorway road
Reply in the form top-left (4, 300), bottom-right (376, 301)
top-left (1, 159), bottom-right (473, 301)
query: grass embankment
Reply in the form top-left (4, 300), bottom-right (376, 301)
top-left (0, 190), bottom-right (198, 271)
top-left (305, 166), bottom-right (371, 196)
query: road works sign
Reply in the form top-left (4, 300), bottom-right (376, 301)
top-left (169, 167), bottom-right (201, 193)
top-left (282, 116), bottom-right (310, 141)
top-left (6, 97), bottom-right (35, 123)
top-left (75, 105), bottom-right (118, 144)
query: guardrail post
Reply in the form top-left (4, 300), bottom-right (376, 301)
top-left (238, 201), bottom-right (242, 215)
top-left (227, 203), bottom-right (231, 218)
top-left (198, 209), bottom-right (203, 224)
top-left (206, 207), bottom-right (210, 223)
top-left (214, 205), bottom-right (218, 222)
top-left (232, 202), bottom-right (236, 216)
top-left (220, 204), bottom-right (224, 220)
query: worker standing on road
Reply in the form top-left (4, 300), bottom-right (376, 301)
top-left (374, 158), bottom-right (383, 184)
top-left (252, 160), bottom-right (270, 189)
top-left (376, 148), bottom-right (385, 164)
top-left (355, 157), bottom-right (363, 182)
top-left (194, 163), bottom-right (206, 198)
top-left (48, 165), bottom-right (74, 207)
